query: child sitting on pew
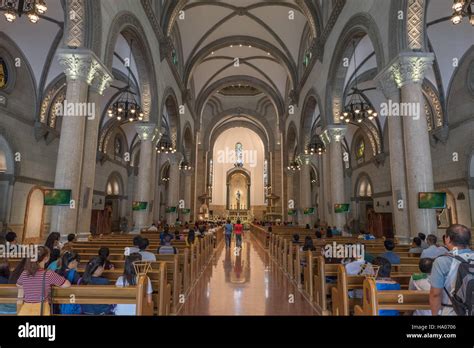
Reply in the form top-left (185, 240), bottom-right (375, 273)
top-left (372, 257), bottom-right (401, 316)
top-left (98, 247), bottom-right (115, 270)
top-left (114, 253), bottom-right (153, 316)
top-left (408, 258), bottom-right (433, 316)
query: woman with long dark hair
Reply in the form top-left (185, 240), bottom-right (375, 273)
top-left (80, 257), bottom-right (114, 315)
top-left (56, 251), bottom-right (81, 314)
top-left (98, 247), bottom-right (115, 270)
top-left (114, 253), bottom-right (153, 315)
top-left (44, 232), bottom-right (61, 268)
top-left (16, 246), bottom-right (70, 315)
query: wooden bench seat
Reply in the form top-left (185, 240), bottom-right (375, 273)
top-left (354, 278), bottom-right (430, 315)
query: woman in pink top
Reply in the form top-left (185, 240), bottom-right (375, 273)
top-left (234, 220), bottom-right (244, 248)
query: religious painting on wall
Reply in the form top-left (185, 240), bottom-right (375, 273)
top-left (0, 57), bottom-right (8, 89)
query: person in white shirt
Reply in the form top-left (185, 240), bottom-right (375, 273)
top-left (420, 235), bottom-right (446, 259)
top-left (115, 253), bottom-right (153, 315)
top-left (148, 223), bottom-right (158, 232)
top-left (137, 238), bottom-right (156, 262)
top-left (345, 253), bottom-right (375, 299)
top-left (409, 258), bottom-right (433, 316)
top-left (418, 233), bottom-right (429, 249)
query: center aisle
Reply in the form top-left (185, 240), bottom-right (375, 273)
top-left (179, 232), bottom-right (318, 315)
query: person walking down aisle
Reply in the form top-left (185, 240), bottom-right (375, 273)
top-left (224, 219), bottom-right (233, 248)
top-left (234, 220), bottom-right (244, 248)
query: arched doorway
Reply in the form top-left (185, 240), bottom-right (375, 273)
top-left (23, 187), bottom-right (45, 243)
top-left (355, 174), bottom-right (374, 234)
top-left (91, 173), bottom-right (124, 235)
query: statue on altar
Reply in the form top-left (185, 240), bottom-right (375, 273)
top-left (236, 190), bottom-right (241, 203)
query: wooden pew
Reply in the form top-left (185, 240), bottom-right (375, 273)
top-left (331, 264), bottom-right (412, 316)
top-left (0, 275), bottom-right (154, 316)
top-left (354, 278), bottom-right (430, 316)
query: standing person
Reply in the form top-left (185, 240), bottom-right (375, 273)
top-left (224, 219), bottom-right (233, 248)
top-left (16, 246), bottom-right (71, 316)
top-left (430, 224), bottom-right (473, 316)
top-left (234, 219), bottom-right (244, 248)
top-left (115, 253), bottom-right (153, 315)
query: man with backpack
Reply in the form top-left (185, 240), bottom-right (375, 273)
top-left (430, 224), bottom-right (473, 316)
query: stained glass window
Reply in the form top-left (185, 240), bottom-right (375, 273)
top-left (235, 142), bottom-right (243, 166)
top-left (356, 139), bottom-right (365, 160)
top-left (0, 58), bottom-right (8, 89)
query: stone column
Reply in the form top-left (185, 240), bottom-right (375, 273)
top-left (167, 153), bottom-right (183, 225)
top-left (320, 145), bottom-right (332, 225)
top-left (133, 123), bottom-right (157, 232)
top-left (76, 69), bottom-right (113, 240)
top-left (183, 170), bottom-right (193, 223)
top-left (299, 154), bottom-right (312, 227)
top-left (321, 125), bottom-right (347, 229)
top-left (383, 52), bottom-right (436, 238)
top-left (286, 169), bottom-right (295, 223)
top-left (375, 62), bottom-right (410, 243)
top-left (51, 48), bottom-right (110, 238)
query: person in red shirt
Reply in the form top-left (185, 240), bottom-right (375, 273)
top-left (16, 246), bottom-right (71, 315)
top-left (234, 220), bottom-right (244, 248)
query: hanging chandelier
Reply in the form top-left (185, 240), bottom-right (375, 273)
top-left (452, 0), bottom-right (474, 25)
top-left (340, 40), bottom-right (377, 124)
top-left (1, 0), bottom-right (47, 23)
top-left (287, 160), bottom-right (301, 171)
top-left (107, 39), bottom-right (144, 123)
top-left (179, 159), bottom-right (192, 171)
top-left (305, 137), bottom-right (326, 156)
top-left (156, 134), bottom-right (176, 154)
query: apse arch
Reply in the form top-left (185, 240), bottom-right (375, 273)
top-left (103, 11), bottom-right (158, 123)
top-left (325, 13), bottom-right (385, 126)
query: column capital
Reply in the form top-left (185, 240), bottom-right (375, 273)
top-left (320, 125), bottom-right (347, 146)
top-left (135, 123), bottom-right (158, 141)
top-left (168, 152), bottom-right (184, 165)
top-left (377, 51), bottom-right (434, 92)
top-left (57, 48), bottom-right (113, 95)
top-left (297, 153), bottom-right (311, 165)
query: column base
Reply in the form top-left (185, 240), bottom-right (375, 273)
top-left (395, 234), bottom-right (411, 245)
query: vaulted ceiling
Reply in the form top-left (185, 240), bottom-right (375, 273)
top-left (169, 0), bottom-right (321, 119)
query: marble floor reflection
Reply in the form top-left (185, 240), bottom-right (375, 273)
top-left (179, 233), bottom-right (318, 315)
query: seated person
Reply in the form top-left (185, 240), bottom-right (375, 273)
top-left (420, 235), bottom-right (445, 259)
top-left (358, 230), bottom-right (375, 240)
top-left (380, 240), bottom-right (401, 265)
top-left (125, 235), bottom-right (142, 255)
top-left (418, 233), bottom-right (429, 249)
top-left (315, 230), bottom-right (322, 239)
top-left (148, 223), bottom-right (158, 232)
top-left (372, 257), bottom-right (401, 316)
top-left (292, 233), bottom-right (301, 244)
top-left (0, 258), bottom-right (16, 314)
top-left (409, 258), bottom-right (433, 316)
top-left (5, 231), bottom-right (17, 247)
top-left (326, 228), bottom-right (333, 238)
top-left (174, 229), bottom-right (182, 241)
top-left (158, 235), bottom-right (178, 255)
top-left (138, 238), bottom-right (156, 262)
top-left (345, 254), bottom-right (374, 299)
top-left (160, 225), bottom-right (173, 244)
top-left (408, 237), bottom-right (423, 254)
top-left (300, 236), bottom-right (316, 267)
top-left (62, 233), bottom-right (76, 250)
top-left (56, 251), bottom-right (82, 314)
top-left (80, 257), bottom-right (114, 315)
top-left (98, 247), bottom-right (115, 270)
top-left (115, 253), bottom-right (153, 316)
top-left (46, 248), bottom-right (62, 271)
top-left (332, 226), bottom-right (340, 236)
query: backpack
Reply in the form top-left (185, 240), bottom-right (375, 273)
top-left (59, 270), bottom-right (82, 315)
top-left (444, 254), bottom-right (474, 316)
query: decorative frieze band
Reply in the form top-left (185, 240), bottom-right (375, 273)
top-left (57, 48), bottom-right (113, 95)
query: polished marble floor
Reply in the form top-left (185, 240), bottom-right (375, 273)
top-left (179, 233), bottom-right (318, 315)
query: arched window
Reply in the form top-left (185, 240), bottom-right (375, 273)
top-left (0, 57), bottom-right (8, 89)
top-left (356, 138), bottom-right (365, 161)
top-left (0, 150), bottom-right (7, 173)
top-left (114, 136), bottom-right (123, 157)
top-left (235, 142), bottom-right (243, 166)
top-left (106, 175), bottom-right (121, 196)
top-left (358, 177), bottom-right (372, 197)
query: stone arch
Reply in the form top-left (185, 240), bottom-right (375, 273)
top-left (22, 186), bottom-right (45, 244)
top-left (300, 88), bottom-right (324, 149)
top-left (354, 172), bottom-right (374, 198)
top-left (160, 87), bottom-right (181, 150)
top-left (182, 122), bottom-right (194, 161)
top-left (105, 171), bottom-right (125, 196)
top-left (325, 13), bottom-right (385, 126)
top-left (103, 11), bottom-right (158, 123)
